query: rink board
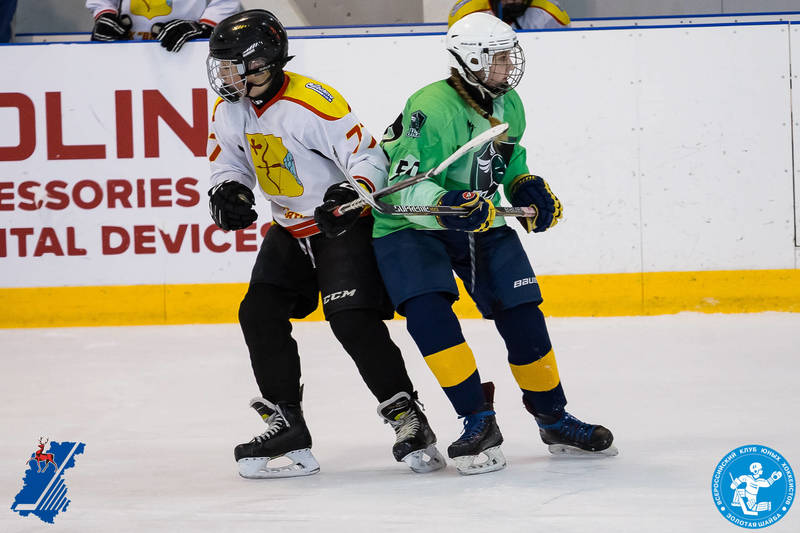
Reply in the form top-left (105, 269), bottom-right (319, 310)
top-left (1, 269), bottom-right (799, 327)
top-left (0, 23), bottom-right (798, 326)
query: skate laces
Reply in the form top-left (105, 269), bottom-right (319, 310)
top-left (457, 410), bottom-right (494, 441)
top-left (253, 413), bottom-right (286, 443)
top-left (380, 395), bottom-right (426, 442)
top-left (543, 412), bottom-right (593, 443)
top-left (392, 409), bottom-right (421, 442)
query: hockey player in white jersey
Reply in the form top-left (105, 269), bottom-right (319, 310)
top-left (205, 9), bottom-right (445, 478)
top-left (86, 0), bottom-right (240, 51)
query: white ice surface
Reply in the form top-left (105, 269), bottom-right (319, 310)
top-left (2, 313), bottom-right (799, 532)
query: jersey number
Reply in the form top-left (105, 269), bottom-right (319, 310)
top-left (346, 123), bottom-right (377, 154)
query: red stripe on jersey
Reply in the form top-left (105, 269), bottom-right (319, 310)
top-left (199, 18), bottom-right (217, 26)
top-left (353, 175), bottom-right (375, 193)
top-left (286, 218), bottom-right (316, 231)
top-left (282, 97), bottom-right (350, 121)
top-left (292, 218), bottom-right (316, 226)
top-left (284, 209), bottom-right (370, 239)
top-left (286, 222), bottom-right (321, 238)
top-left (208, 144), bottom-right (221, 162)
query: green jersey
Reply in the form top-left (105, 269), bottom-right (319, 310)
top-left (373, 79), bottom-right (529, 238)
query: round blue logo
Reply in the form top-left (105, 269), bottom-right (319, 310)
top-left (712, 445), bottom-right (795, 528)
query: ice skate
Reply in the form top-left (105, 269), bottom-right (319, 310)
top-left (234, 397), bottom-right (320, 478)
top-left (528, 402), bottom-right (618, 457)
top-left (447, 382), bottom-right (506, 475)
top-left (378, 391), bottom-right (446, 473)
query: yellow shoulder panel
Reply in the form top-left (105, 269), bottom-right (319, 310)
top-left (530, 0), bottom-right (571, 26)
top-left (448, 0), bottom-right (491, 27)
top-left (281, 71), bottom-right (351, 121)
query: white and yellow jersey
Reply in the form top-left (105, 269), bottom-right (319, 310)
top-left (448, 0), bottom-right (491, 26)
top-left (448, 0), bottom-right (570, 30)
top-left (86, 0), bottom-right (241, 40)
top-left (207, 71), bottom-right (387, 238)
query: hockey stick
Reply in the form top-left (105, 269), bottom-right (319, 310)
top-left (344, 188), bottom-right (537, 218)
top-left (344, 178), bottom-right (538, 219)
top-left (333, 122), bottom-right (510, 216)
top-left (390, 204), bottom-right (537, 218)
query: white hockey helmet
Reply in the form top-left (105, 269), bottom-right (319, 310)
top-left (750, 462), bottom-right (763, 477)
top-left (446, 12), bottom-right (525, 98)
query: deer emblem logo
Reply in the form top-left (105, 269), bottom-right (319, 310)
top-left (27, 437), bottom-right (58, 473)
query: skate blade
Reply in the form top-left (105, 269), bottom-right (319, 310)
top-left (401, 444), bottom-right (446, 473)
top-left (547, 443), bottom-right (619, 457)
top-left (452, 445), bottom-right (507, 475)
top-left (237, 448), bottom-right (321, 479)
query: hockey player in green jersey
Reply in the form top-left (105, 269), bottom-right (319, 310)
top-left (372, 12), bottom-right (617, 475)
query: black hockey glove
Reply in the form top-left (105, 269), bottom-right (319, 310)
top-left (91, 12), bottom-right (132, 42)
top-left (313, 182), bottom-right (365, 238)
top-left (153, 19), bottom-right (214, 52)
top-left (436, 190), bottom-right (496, 232)
top-left (208, 181), bottom-right (257, 231)
top-left (507, 174), bottom-right (563, 233)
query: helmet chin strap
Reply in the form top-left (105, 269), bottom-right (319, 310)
top-left (463, 72), bottom-right (501, 99)
top-left (450, 52), bottom-right (503, 99)
top-left (245, 56), bottom-right (293, 98)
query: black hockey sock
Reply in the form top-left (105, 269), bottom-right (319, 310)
top-left (328, 308), bottom-right (414, 402)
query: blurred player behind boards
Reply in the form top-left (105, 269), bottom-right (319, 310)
top-left (86, 0), bottom-right (240, 51)
top-left (205, 9), bottom-right (445, 478)
top-left (448, 0), bottom-right (570, 30)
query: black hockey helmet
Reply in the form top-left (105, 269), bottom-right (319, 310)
top-left (206, 9), bottom-right (293, 103)
top-left (490, 0), bottom-right (531, 23)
